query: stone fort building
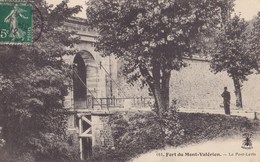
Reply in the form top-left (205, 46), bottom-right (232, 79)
top-left (62, 17), bottom-right (119, 160)
top-left (62, 17), bottom-right (260, 160)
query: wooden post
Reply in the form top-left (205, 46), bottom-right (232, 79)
top-left (113, 96), bottom-right (116, 107)
top-left (92, 96), bottom-right (94, 109)
top-left (79, 117), bottom-right (83, 160)
top-left (80, 138), bottom-right (83, 160)
top-left (254, 112), bottom-right (258, 120)
top-left (115, 98), bottom-right (118, 107)
top-left (79, 117), bottom-right (82, 135)
top-left (106, 98), bottom-right (109, 109)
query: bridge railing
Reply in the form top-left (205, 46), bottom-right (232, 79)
top-left (91, 97), bottom-right (154, 110)
top-left (66, 96), bottom-right (260, 112)
top-left (173, 98), bottom-right (260, 111)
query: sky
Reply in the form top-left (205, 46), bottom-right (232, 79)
top-left (47, 0), bottom-right (260, 20)
top-left (234, 0), bottom-right (260, 20)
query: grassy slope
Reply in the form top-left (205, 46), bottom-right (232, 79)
top-left (89, 111), bottom-right (259, 162)
top-left (179, 113), bottom-right (259, 145)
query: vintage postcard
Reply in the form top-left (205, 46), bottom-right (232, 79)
top-left (0, 0), bottom-right (259, 162)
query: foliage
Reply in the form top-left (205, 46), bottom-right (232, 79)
top-left (0, 0), bottom-right (81, 161)
top-left (248, 12), bottom-right (260, 73)
top-left (210, 15), bottom-right (258, 108)
top-left (0, 139), bottom-right (5, 148)
top-left (210, 15), bottom-right (256, 80)
top-left (88, 112), bottom-right (165, 162)
top-left (87, 111), bottom-right (257, 162)
top-left (111, 112), bottom-right (165, 161)
top-left (161, 100), bottom-right (184, 146)
top-left (86, 0), bottom-right (234, 116)
top-left (30, 132), bottom-right (79, 162)
top-left (179, 113), bottom-right (257, 144)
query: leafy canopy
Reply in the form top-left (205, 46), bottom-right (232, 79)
top-left (86, 0), bottom-right (234, 84)
top-left (248, 12), bottom-right (260, 72)
top-left (210, 15), bottom-right (258, 81)
top-left (0, 0), bottom-right (81, 161)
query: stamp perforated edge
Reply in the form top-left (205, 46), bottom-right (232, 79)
top-left (0, 0), bottom-right (33, 45)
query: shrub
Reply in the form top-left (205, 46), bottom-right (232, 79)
top-left (89, 110), bottom-right (258, 161)
top-left (87, 112), bottom-right (163, 161)
top-left (31, 133), bottom-right (80, 162)
top-left (161, 100), bottom-right (184, 146)
top-left (179, 113), bottom-right (257, 145)
top-left (89, 110), bottom-right (184, 162)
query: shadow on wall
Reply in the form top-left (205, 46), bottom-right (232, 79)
top-left (170, 59), bottom-right (260, 110)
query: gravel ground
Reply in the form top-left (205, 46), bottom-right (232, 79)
top-left (132, 134), bottom-right (260, 162)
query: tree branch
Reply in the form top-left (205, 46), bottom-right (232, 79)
top-left (139, 64), bottom-right (159, 113)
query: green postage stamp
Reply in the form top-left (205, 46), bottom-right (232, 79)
top-left (0, 1), bottom-right (33, 44)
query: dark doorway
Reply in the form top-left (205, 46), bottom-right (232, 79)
top-left (73, 54), bottom-right (87, 109)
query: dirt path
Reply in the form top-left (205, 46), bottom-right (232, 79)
top-left (132, 135), bottom-right (260, 162)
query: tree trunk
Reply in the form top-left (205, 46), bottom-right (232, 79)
top-left (153, 83), bottom-right (166, 117)
top-left (153, 65), bottom-right (163, 117)
top-left (139, 64), bottom-right (171, 117)
top-left (161, 69), bottom-right (171, 111)
top-left (139, 65), bottom-right (159, 114)
top-left (232, 76), bottom-right (243, 108)
top-left (139, 63), bottom-right (171, 146)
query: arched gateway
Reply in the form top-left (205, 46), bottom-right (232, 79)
top-left (63, 17), bottom-right (116, 160)
top-left (73, 51), bottom-right (98, 110)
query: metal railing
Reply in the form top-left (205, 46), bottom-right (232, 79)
top-left (91, 97), bottom-right (154, 109)
top-left (66, 96), bottom-right (154, 110)
top-left (67, 96), bottom-right (260, 112)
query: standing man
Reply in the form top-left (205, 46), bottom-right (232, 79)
top-left (221, 87), bottom-right (231, 115)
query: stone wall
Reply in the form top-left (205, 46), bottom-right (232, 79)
top-left (170, 59), bottom-right (260, 110)
top-left (119, 58), bottom-right (260, 111)
top-left (63, 18), bottom-right (119, 109)
top-left (66, 114), bottom-right (115, 160)
top-left (91, 115), bottom-right (114, 148)
top-left (66, 129), bottom-right (80, 158)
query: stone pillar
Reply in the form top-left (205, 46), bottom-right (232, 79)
top-left (91, 114), bottom-right (114, 154)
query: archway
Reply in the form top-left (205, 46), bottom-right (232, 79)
top-left (73, 53), bottom-right (87, 109)
top-left (79, 51), bottom-right (98, 108)
top-left (72, 51), bottom-right (98, 160)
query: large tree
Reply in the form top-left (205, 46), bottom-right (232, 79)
top-left (0, 0), bottom-right (81, 161)
top-left (210, 15), bottom-right (258, 108)
top-left (248, 12), bottom-right (260, 72)
top-left (86, 0), bottom-right (234, 117)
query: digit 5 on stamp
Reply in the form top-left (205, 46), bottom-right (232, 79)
top-left (0, 1), bottom-right (33, 44)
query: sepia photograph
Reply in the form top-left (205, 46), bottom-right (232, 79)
top-left (0, 0), bottom-right (260, 162)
